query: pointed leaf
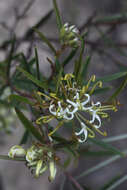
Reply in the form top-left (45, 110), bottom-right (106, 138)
top-left (53, 0), bottom-right (62, 31)
top-left (88, 138), bottom-right (123, 156)
top-left (9, 94), bottom-right (34, 105)
top-left (17, 67), bottom-right (47, 90)
top-left (15, 108), bottom-right (43, 143)
top-left (34, 28), bottom-right (56, 54)
top-left (96, 71), bottom-right (127, 83)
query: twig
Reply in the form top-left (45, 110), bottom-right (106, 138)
top-left (64, 171), bottom-right (84, 190)
top-left (10, 84), bottom-right (34, 99)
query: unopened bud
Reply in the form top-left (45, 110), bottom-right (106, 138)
top-left (8, 145), bottom-right (26, 158)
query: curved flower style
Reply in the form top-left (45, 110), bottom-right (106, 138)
top-left (35, 74), bottom-right (117, 143)
top-left (75, 122), bottom-right (88, 143)
top-left (89, 102), bottom-right (102, 129)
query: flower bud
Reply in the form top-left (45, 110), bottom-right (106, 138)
top-left (49, 161), bottom-right (57, 182)
top-left (35, 160), bottom-right (43, 178)
top-left (8, 145), bottom-right (26, 158)
top-left (60, 22), bottom-right (80, 48)
top-left (26, 145), bottom-right (37, 162)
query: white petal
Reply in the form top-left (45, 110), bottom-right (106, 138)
top-left (90, 110), bottom-right (96, 123)
top-left (94, 114), bottom-right (101, 128)
top-left (75, 128), bottom-right (84, 135)
top-left (49, 104), bottom-right (57, 115)
top-left (82, 94), bottom-right (90, 106)
top-left (67, 99), bottom-right (77, 107)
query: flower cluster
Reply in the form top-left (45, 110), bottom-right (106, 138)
top-left (36, 74), bottom-right (117, 143)
top-left (60, 23), bottom-right (80, 48)
top-left (8, 144), bottom-right (57, 180)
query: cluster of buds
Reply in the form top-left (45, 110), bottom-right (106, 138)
top-left (60, 23), bottom-right (80, 48)
top-left (36, 74), bottom-right (117, 143)
top-left (8, 144), bottom-right (57, 180)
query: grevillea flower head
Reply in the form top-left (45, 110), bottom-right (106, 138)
top-left (35, 73), bottom-right (117, 143)
top-left (8, 144), bottom-right (57, 180)
top-left (60, 22), bottom-right (80, 48)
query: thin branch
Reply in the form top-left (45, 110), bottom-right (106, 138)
top-left (64, 171), bottom-right (84, 190)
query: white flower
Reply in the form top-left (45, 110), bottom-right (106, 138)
top-left (75, 122), bottom-right (88, 143)
top-left (89, 102), bottom-right (101, 129)
top-left (67, 93), bottom-right (90, 112)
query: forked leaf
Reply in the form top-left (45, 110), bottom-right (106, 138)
top-left (15, 108), bottom-right (43, 143)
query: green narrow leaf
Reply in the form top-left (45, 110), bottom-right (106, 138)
top-left (17, 67), bottom-right (47, 90)
top-left (9, 94), bottom-right (34, 105)
top-left (92, 87), bottom-right (111, 95)
top-left (62, 48), bottom-right (78, 67)
top-left (34, 28), bottom-right (56, 54)
top-left (20, 53), bottom-right (30, 72)
top-left (94, 13), bottom-right (127, 24)
top-left (25, 9), bottom-right (53, 38)
top-left (96, 71), bottom-right (127, 83)
top-left (99, 174), bottom-right (122, 190)
top-left (80, 150), bottom-right (116, 157)
top-left (103, 134), bottom-right (127, 143)
top-left (35, 47), bottom-right (40, 80)
top-left (88, 138), bottom-right (123, 156)
top-left (106, 175), bottom-right (127, 190)
top-left (76, 149), bottom-right (127, 180)
top-left (15, 108), bottom-right (43, 143)
top-left (20, 130), bottom-right (29, 145)
top-left (6, 37), bottom-right (15, 79)
top-left (75, 38), bottom-right (85, 82)
top-left (80, 56), bottom-right (91, 83)
top-left (108, 75), bottom-right (127, 101)
top-left (53, 0), bottom-right (62, 31)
